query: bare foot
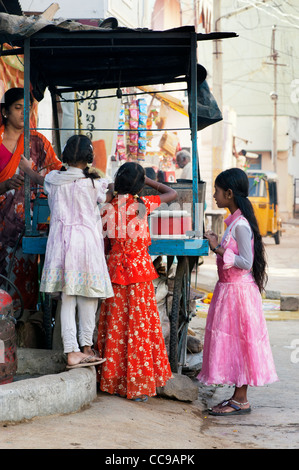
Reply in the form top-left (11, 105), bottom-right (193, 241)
top-left (82, 346), bottom-right (94, 356)
top-left (67, 351), bottom-right (91, 366)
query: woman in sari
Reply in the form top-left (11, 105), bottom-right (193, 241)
top-left (0, 87), bottom-right (62, 310)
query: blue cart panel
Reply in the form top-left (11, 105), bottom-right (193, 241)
top-left (148, 238), bottom-right (209, 257)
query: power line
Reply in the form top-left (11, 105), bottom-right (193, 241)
top-left (223, 32), bottom-right (299, 64)
top-left (238, 0), bottom-right (299, 29)
top-left (224, 82), bottom-right (293, 99)
top-left (263, 0), bottom-right (299, 22)
top-left (226, 78), bottom-right (293, 85)
top-left (228, 31), bottom-right (299, 61)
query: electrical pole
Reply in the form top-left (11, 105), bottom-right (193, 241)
top-left (271, 25), bottom-right (278, 174)
top-left (211, 0), bottom-right (274, 197)
top-left (264, 25), bottom-right (286, 174)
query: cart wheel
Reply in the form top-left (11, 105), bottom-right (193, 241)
top-left (169, 256), bottom-right (191, 373)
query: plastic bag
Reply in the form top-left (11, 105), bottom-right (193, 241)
top-left (189, 78), bottom-right (223, 131)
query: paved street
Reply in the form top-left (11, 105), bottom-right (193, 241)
top-left (194, 221), bottom-right (299, 448)
top-left (197, 319), bottom-right (299, 449)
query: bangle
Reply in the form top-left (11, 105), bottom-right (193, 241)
top-left (211, 244), bottom-right (221, 253)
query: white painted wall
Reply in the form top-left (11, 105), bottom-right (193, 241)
top-left (19, 0), bottom-right (106, 19)
top-left (200, 1), bottom-right (299, 120)
top-left (19, 0), bottom-right (155, 27)
top-left (198, 1), bottom-right (299, 219)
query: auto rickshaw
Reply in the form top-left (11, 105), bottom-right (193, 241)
top-left (247, 169), bottom-right (282, 244)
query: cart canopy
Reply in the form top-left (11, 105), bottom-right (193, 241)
top-left (0, 12), bottom-right (237, 106)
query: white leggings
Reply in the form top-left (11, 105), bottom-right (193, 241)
top-left (60, 293), bottom-right (98, 354)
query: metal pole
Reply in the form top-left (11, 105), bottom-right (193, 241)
top-left (271, 25), bottom-right (278, 173)
top-left (212, 0), bottom-right (223, 209)
top-left (264, 25), bottom-right (286, 173)
top-left (50, 87), bottom-right (62, 157)
top-left (190, 31), bottom-right (198, 233)
top-left (24, 38), bottom-right (31, 235)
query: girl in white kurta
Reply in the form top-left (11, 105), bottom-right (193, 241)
top-left (39, 135), bottom-right (114, 369)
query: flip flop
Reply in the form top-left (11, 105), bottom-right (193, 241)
top-left (130, 395), bottom-right (148, 402)
top-left (208, 399), bottom-right (251, 416)
top-left (84, 348), bottom-right (100, 358)
top-left (91, 348), bottom-right (100, 358)
top-left (66, 356), bottom-right (106, 370)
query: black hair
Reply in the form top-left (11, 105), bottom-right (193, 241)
top-left (114, 162), bottom-right (146, 218)
top-left (145, 167), bottom-right (157, 180)
top-left (215, 168), bottom-right (268, 292)
top-left (62, 134), bottom-right (100, 182)
top-left (1, 87), bottom-right (33, 125)
top-left (157, 170), bottom-right (165, 183)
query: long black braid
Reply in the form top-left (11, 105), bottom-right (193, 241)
top-left (215, 168), bottom-right (268, 293)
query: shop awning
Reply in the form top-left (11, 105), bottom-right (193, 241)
top-left (138, 86), bottom-right (188, 116)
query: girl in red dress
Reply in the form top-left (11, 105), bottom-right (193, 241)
top-left (97, 162), bottom-right (177, 401)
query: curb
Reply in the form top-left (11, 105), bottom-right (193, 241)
top-left (0, 349), bottom-right (97, 423)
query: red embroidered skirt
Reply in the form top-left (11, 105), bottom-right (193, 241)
top-left (97, 281), bottom-right (172, 399)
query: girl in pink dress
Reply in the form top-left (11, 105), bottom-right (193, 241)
top-left (198, 168), bottom-right (278, 415)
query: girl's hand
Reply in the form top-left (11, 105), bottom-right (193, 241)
top-left (19, 155), bottom-right (44, 186)
top-left (205, 230), bottom-right (224, 256)
top-left (19, 155), bottom-right (33, 174)
top-left (6, 174), bottom-right (24, 190)
top-left (204, 230), bottom-right (218, 247)
top-left (105, 182), bottom-right (114, 203)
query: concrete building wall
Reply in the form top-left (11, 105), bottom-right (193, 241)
top-left (198, 1), bottom-right (299, 221)
top-left (20, 0), bottom-right (106, 18)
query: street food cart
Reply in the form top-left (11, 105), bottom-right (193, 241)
top-left (0, 14), bottom-right (236, 372)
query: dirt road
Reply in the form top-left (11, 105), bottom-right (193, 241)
top-left (0, 391), bottom-right (229, 450)
top-left (1, 223), bottom-right (298, 450)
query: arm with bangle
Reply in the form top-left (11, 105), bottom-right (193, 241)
top-left (204, 229), bottom-right (224, 256)
top-left (144, 176), bottom-right (177, 204)
top-left (19, 155), bottom-right (44, 186)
